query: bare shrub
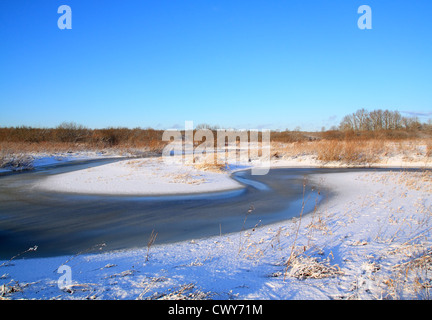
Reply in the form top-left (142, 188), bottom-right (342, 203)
top-left (0, 152), bottom-right (34, 171)
top-left (56, 122), bottom-right (89, 143)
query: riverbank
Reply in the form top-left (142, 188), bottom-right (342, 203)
top-left (2, 137), bottom-right (432, 175)
top-left (1, 167), bottom-right (431, 300)
top-left (23, 142), bottom-right (432, 196)
top-left (34, 156), bottom-right (244, 195)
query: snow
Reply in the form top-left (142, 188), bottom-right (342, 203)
top-left (270, 154), bottom-right (432, 169)
top-left (1, 164), bottom-right (431, 300)
top-left (29, 149), bottom-right (432, 196)
top-left (0, 151), bottom-right (120, 174)
top-left (34, 156), bottom-right (244, 195)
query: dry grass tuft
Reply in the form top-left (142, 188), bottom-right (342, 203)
top-left (143, 283), bottom-right (212, 300)
top-left (165, 173), bottom-right (207, 185)
top-left (283, 251), bottom-right (343, 280)
top-left (192, 153), bottom-right (227, 173)
top-left (0, 281), bottom-right (23, 299)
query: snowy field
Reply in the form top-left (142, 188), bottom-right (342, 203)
top-left (1, 153), bottom-right (432, 300)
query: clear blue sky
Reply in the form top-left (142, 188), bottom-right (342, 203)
top-left (1, 0), bottom-right (431, 130)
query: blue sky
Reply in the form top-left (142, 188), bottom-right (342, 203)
top-left (1, 0), bottom-right (431, 130)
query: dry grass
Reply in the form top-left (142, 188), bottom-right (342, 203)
top-left (315, 140), bottom-right (343, 162)
top-left (283, 251), bottom-right (343, 280)
top-left (193, 162), bottom-right (226, 173)
top-left (367, 170), bottom-right (432, 194)
top-left (396, 170), bottom-right (432, 193)
top-left (164, 173), bottom-right (207, 185)
top-left (0, 126), bottom-right (168, 160)
top-left (192, 153), bottom-right (227, 173)
top-left (142, 283), bottom-right (212, 300)
top-left (272, 138), bottom-right (431, 166)
top-left (427, 141), bottom-right (432, 157)
top-left (0, 281), bottom-right (26, 299)
top-left (270, 141), bottom-right (316, 158)
top-left (382, 247), bottom-right (432, 300)
top-left (0, 126), bottom-right (166, 147)
top-left (316, 140), bottom-right (382, 165)
top-left (1, 124), bottom-right (431, 169)
top-left (0, 246), bottom-right (38, 268)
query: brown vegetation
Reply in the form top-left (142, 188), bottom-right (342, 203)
top-left (0, 122), bottom-right (166, 149)
top-left (0, 123), bottom-right (168, 168)
top-left (1, 109), bottom-right (431, 168)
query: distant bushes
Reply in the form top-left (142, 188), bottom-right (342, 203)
top-left (1, 108), bottom-right (431, 158)
top-left (271, 108), bottom-right (432, 144)
top-left (56, 122), bottom-right (89, 143)
top-left (0, 123), bottom-right (166, 150)
top-left (270, 129), bottom-right (428, 144)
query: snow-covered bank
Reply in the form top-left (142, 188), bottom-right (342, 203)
top-left (270, 154), bottom-right (432, 169)
top-left (0, 151), bottom-right (123, 174)
top-left (1, 169), bottom-right (431, 300)
top-left (31, 150), bottom-right (432, 196)
top-left (34, 157), bottom-right (244, 195)
top-left (270, 139), bottom-right (432, 170)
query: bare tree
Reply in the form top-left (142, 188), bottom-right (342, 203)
top-left (56, 122), bottom-right (89, 143)
top-left (339, 108), bottom-right (423, 133)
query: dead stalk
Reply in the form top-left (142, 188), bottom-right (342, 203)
top-left (146, 229), bottom-right (158, 262)
top-left (284, 178), bottom-right (307, 281)
top-left (0, 246), bottom-right (38, 268)
top-left (238, 205), bottom-right (255, 254)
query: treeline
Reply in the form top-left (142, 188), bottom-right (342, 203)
top-left (339, 108), bottom-right (427, 132)
top-left (1, 109), bottom-right (431, 148)
top-left (272, 109), bottom-right (432, 143)
top-left (0, 122), bottom-right (165, 148)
